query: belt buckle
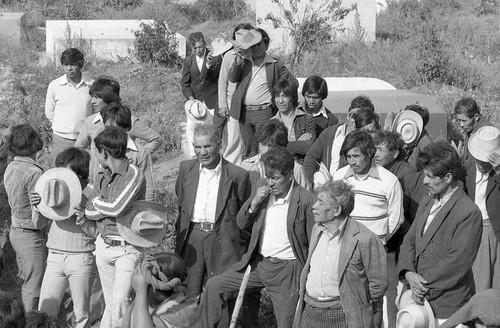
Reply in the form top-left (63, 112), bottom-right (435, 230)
top-left (200, 222), bottom-right (214, 232)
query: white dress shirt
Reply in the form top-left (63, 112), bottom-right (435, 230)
top-left (192, 160), bottom-right (222, 223)
top-left (474, 166), bottom-right (491, 221)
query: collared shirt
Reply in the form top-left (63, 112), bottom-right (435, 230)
top-left (423, 186), bottom-right (459, 234)
top-left (260, 185), bottom-right (296, 259)
top-left (85, 161), bottom-right (146, 238)
top-left (244, 53), bottom-right (275, 106)
top-left (272, 107), bottom-right (308, 141)
top-left (4, 156), bottom-right (44, 229)
top-left (45, 74), bottom-right (93, 139)
top-left (474, 166), bottom-right (491, 221)
top-left (306, 220), bottom-right (347, 299)
top-left (196, 50), bottom-right (206, 72)
top-left (330, 123), bottom-right (349, 175)
top-left (332, 162), bottom-right (403, 244)
top-left (126, 137), bottom-right (155, 202)
top-left (192, 159), bottom-right (222, 223)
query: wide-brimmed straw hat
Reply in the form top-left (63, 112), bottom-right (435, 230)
top-left (185, 99), bottom-right (208, 122)
top-left (234, 29), bottom-right (262, 50)
top-left (469, 126), bottom-right (500, 162)
top-left (392, 110), bottom-right (424, 145)
top-left (117, 201), bottom-right (168, 247)
top-left (396, 290), bottom-right (436, 328)
top-left (211, 37), bottom-right (233, 57)
top-left (34, 168), bottom-right (82, 221)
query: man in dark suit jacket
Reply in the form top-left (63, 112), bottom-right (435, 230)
top-left (464, 128), bottom-right (500, 291)
top-left (196, 146), bottom-right (316, 328)
top-left (181, 32), bottom-right (224, 136)
top-left (398, 141), bottom-right (482, 325)
top-left (293, 180), bottom-right (387, 328)
top-left (175, 124), bottom-right (251, 298)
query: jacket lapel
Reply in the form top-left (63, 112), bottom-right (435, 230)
top-left (415, 196), bottom-right (434, 255)
top-left (338, 218), bottom-right (359, 281)
top-left (184, 162), bottom-right (200, 220)
top-left (465, 166), bottom-right (476, 200)
top-left (485, 171), bottom-right (498, 200)
top-left (416, 189), bottom-right (463, 256)
top-left (215, 160), bottom-right (232, 223)
top-left (287, 183), bottom-right (299, 238)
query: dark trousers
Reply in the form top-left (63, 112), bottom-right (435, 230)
top-left (386, 250), bottom-right (398, 328)
top-left (197, 256), bottom-right (302, 328)
top-left (240, 107), bottom-right (274, 159)
top-left (213, 114), bottom-right (227, 145)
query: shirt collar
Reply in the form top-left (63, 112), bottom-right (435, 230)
top-left (108, 159), bottom-right (129, 177)
top-left (251, 53), bottom-right (275, 66)
top-left (319, 217), bottom-right (348, 241)
top-left (434, 185), bottom-right (459, 203)
top-left (343, 162), bottom-right (380, 180)
top-left (199, 156), bottom-right (222, 175)
top-left (92, 113), bottom-right (103, 124)
top-left (60, 72), bottom-right (93, 87)
top-left (270, 181), bottom-right (293, 206)
top-left (309, 103), bottom-right (328, 119)
top-left (475, 165), bottom-right (492, 184)
top-left (127, 136), bottom-right (138, 152)
top-left (12, 156), bottom-right (44, 170)
top-left (273, 107), bottom-right (306, 121)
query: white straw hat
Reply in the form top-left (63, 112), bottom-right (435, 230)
top-left (469, 126), bottom-right (500, 162)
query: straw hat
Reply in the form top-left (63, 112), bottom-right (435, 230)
top-left (211, 37), bottom-right (233, 57)
top-left (468, 126), bottom-right (500, 162)
top-left (117, 201), bottom-right (168, 247)
top-left (396, 290), bottom-right (436, 328)
top-left (34, 168), bottom-right (82, 221)
top-left (392, 110), bottom-right (424, 145)
top-left (235, 29), bottom-right (262, 50)
top-left (185, 99), bottom-right (208, 122)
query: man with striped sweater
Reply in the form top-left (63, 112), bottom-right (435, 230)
top-left (332, 130), bottom-right (403, 328)
top-left (85, 126), bottom-right (146, 328)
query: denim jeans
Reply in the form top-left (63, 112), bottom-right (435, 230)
top-left (95, 235), bottom-right (142, 328)
top-left (9, 227), bottom-right (47, 312)
top-left (38, 250), bottom-right (96, 328)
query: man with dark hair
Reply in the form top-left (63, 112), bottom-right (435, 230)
top-left (85, 126), bottom-right (146, 328)
top-left (333, 130), bottom-right (403, 328)
top-left (303, 95), bottom-right (375, 186)
top-left (374, 130), bottom-right (416, 181)
top-left (175, 124), bottom-right (251, 299)
top-left (403, 104), bottom-right (433, 169)
top-left (229, 28), bottom-right (298, 159)
top-left (453, 97), bottom-right (493, 165)
top-left (0, 291), bottom-right (26, 328)
top-left (181, 32), bottom-right (224, 138)
top-left (398, 141), bottom-right (482, 326)
top-left (196, 146), bottom-right (316, 328)
top-left (294, 180), bottom-right (387, 328)
top-left (240, 119), bottom-right (309, 189)
top-left (45, 48), bottom-right (93, 159)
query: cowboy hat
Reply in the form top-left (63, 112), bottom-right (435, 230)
top-left (116, 200), bottom-right (168, 247)
top-left (469, 126), bottom-right (500, 162)
top-left (34, 168), bottom-right (82, 221)
top-left (211, 37), bottom-right (233, 57)
top-left (235, 29), bottom-right (262, 50)
top-left (392, 110), bottom-right (424, 145)
top-left (396, 290), bottom-right (436, 328)
top-left (185, 99), bottom-right (208, 122)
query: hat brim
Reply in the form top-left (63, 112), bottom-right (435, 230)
top-left (116, 201), bottom-right (168, 247)
top-left (392, 111), bottom-right (424, 145)
top-left (34, 168), bottom-right (82, 221)
top-left (212, 43), bottom-right (233, 57)
top-left (239, 30), bottom-right (262, 50)
top-left (397, 290), bottom-right (436, 328)
top-left (468, 129), bottom-right (500, 162)
top-left (185, 100), bottom-right (210, 122)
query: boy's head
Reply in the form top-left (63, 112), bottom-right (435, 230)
top-left (255, 120), bottom-right (288, 154)
top-left (55, 147), bottom-right (91, 189)
top-left (89, 77), bottom-right (121, 112)
top-left (102, 102), bottom-right (132, 131)
top-left (94, 126), bottom-right (128, 165)
top-left (60, 48), bottom-right (84, 67)
top-left (0, 291), bottom-right (26, 328)
top-left (9, 124), bottom-right (43, 157)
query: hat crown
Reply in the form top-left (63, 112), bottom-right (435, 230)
top-left (469, 126), bottom-right (500, 161)
top-left (132, 211), bottom-right (165, 236)
top-left (43, 179), bottom-right (70, 209)
top-left (477, 126), bottom-right (500, 141)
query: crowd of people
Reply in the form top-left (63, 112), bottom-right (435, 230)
top-left (0, 22), bottom-right (499, 328)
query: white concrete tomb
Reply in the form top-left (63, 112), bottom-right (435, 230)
top-left (0, 12), bottom-right (26, 44)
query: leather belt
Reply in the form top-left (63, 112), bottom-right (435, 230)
top-left (191, 222), bottom-right (215, 232)
top-left (245, 104), bottom-right (270, 111)
top-left (102, 236), bottom-right (129, 247)
top-left (263, 256), bottom-right (295, 264)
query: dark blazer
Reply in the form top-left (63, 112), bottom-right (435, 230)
top-left (293, 219), bottom-right (388, 328)
top-left (180, 51), bottom-right (221, 109)
top-left (398, 188), bottom-right (482, 318)
top-left (233, 180), bottom-right (316, 271)
top-left (229, 55), bottom-right (298, 121)
top-left (464, 165), bottom-right (500, 240)
top-left (175, 158), bottom-right (251, 271)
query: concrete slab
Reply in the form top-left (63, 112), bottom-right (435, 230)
top-left (256, 0), bottom-right (376, 55)
top-left (46, 20), bottom-right (186, 64)
top-left (0, 12), bottom-right (26, 44)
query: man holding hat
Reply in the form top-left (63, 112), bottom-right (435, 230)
top-left (465, 126), bottom-right (500, 292)
top-left (398, 141), bottom-right (482, 327)
top-left (229, 28), bottom-right (298, 159)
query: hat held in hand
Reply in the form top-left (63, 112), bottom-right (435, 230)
top-left (468, 126), bottom-right (500, 162)
top-left (392, 110), bottom-right (423, 146)
top-left (117, 201), bottom-right (168, 247)
top-left (396, 290), bottom-right (435, 328)
top-left (185, 99), bottom-right (210, 122)
top-left (211, 37), bottom-right (233, 57)
top-left (34, 168), bottom-right (82, 221)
